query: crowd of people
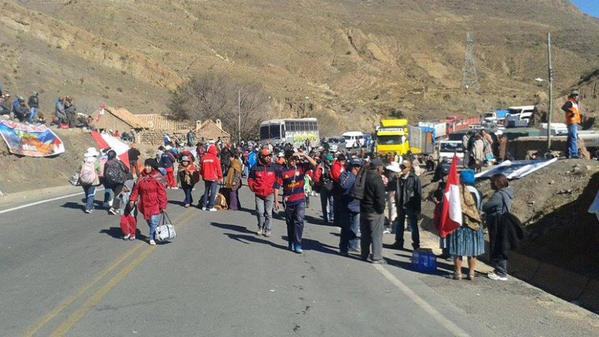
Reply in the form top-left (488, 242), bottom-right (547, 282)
top-left (76, 137), bottom-right (520, 281)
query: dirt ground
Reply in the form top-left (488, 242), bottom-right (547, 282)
top-left (419, 159), bottom-right (599, 279)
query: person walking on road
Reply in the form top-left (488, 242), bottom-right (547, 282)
top-left (314, 154), bottom-right (334, 224)
top-left (447, 170), bottom-right (485, 280)
top-left (129, 159), bottom-right (168, 246)
top-left (390, 160), bottom-right (422, 251)
top-left (103, 150), bottom-right (130, 215)
top-left (178, 156), bottom-right (199, 208)
top-left (359, 158), bottom-right (387, 263)
top-left (248, 149), bottom-right (280, 236)
top-left (127, 143), bottom-right (141, 178)
top-left (159, 146), bottom-right (177, 189)
top-left (79, 147), bottom-right (101, 214)
top-left (483, 173), bottom-right (514, 281)
top-left (278, 152), bottom-right (317, 253)
top-left (561, 90), bottom-right (582, 159)
top-left (200, 144), bottom-right (223, 211)
top-left (338, 159), bottom-right (362, 256)
top-left (224, 151), bottom-right (243, 211)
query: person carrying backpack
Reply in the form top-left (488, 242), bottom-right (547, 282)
top-left (79, 147), bottom-right (101, 214)
top-left (103, 150), bottom-right (130, 215)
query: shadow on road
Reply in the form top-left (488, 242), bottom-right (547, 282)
top-left (225, 233), bottom-right (289, 251)
top-left (61, 200), bottom-right (104, 212)
top-left (210, 222), bottom-right (255, 234)
top-left (100, 227), bottom-right (155, 243)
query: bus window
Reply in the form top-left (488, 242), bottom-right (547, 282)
top-left (270, 124), bottom-right (281, 138)
top-left (260, 125), bottom-right (270, 140)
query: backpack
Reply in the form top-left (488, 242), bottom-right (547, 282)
top-left (350, 167), bottom-right (368, 200)
top-left (104, 160), bottom-right (127, 185)
top-left (79, 161), bottom-right (97, 185)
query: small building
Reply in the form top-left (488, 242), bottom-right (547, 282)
top-left (196, 119), bottom-right (231, 143)
top-left (89, 106), bottom-right (148, 133)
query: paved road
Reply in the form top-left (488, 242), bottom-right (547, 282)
top-left (1, 186), bottom-right (598, 337)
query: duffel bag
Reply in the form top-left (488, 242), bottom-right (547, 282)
top-left (156, 212), bottom-right (176, 241)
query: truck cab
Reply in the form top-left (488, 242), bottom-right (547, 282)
top-left (376, 119), bottom-right (410, 155)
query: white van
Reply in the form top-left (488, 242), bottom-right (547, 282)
top-left (342, 131), bottom-right (365, 148)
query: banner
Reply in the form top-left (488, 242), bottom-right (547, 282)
top-left (90, 131), bottom-right (130, 168)
top-left (0, 120), bottom-right (65, 157)
top-left (475, 158), bottom-right (558, 180)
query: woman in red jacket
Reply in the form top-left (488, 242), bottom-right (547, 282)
top-left (130, 159), bottom-right (168, 245)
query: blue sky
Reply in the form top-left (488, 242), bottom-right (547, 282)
top-left (572, 0), bottom-right (599, 17)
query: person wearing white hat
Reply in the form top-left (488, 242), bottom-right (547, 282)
top-left (79, 148), bottom-right (101, 213)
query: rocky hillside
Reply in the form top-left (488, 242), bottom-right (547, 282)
top-left (1, 0), bottom-right (599, 134)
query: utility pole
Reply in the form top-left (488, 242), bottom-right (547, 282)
top-left (237, 88), bottom-right (241, 144)
top-left (547, 32), bottom-right (553, 152)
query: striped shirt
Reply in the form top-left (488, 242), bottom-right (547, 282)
top-left (278, 164), bottom-right (310, 205)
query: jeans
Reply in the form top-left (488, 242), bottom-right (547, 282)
top-left (360, 212), bottom-right (385, 261)
top-left (202, 180), bottom-right (219, 209)
top-left (256, 195), bottom-right (274, 230)
top-left (319, 190), bottom-right (334, 222)
top-left (104, 188), bottom-right (114, 207)
top-left (567, 124), bottom-right (579, 158)
top-left (29, 107), bottom-right (38, 123)
top-left (395, 207), bottom-right (420, 248)
top-left (182, 186), bottom-right (194, 205)
top-left (339, 210), bottom-right (360, 253)
top-left (82, 185), bottom-right (96, 211)
top-left (147, 214), bottom-right (161, 241)
top-left (285, 201), bottom-right (306, 246)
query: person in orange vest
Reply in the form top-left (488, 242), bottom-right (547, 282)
top-left (561, 90), bottom-right (582, 159)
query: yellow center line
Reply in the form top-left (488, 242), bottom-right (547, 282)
top-left (23, 208), bottom-right (196, 337)
top-left (48, 209), bottom-right (197, 337)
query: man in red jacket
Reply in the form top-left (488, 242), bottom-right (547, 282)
top-left (248, 148), bottom-right (280, 236)
top-left (200, 144), bottom-right (223, 211)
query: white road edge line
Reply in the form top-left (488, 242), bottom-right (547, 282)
top-left (0, 192), bottom-right (84, 214)
top-left (374, 264), bottom-right (471, 337)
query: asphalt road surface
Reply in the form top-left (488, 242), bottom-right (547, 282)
top-left (1, 186), bottom-right (598, 337)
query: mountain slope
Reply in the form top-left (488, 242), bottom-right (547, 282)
top-left (1, 0), bottom-right (598, 133)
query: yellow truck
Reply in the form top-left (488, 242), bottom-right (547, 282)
top-left (375, 119), bottom-right (411, 156)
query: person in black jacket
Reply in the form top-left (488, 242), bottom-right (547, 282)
top-left (359, 158), bottom-right (387, 264)
top-left (391, 160), bottom-right (422, 250)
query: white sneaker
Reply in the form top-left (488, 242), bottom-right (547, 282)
top-left (487, 272), bottom-right (508, 281)
top-left (383, 228), bottom-right (391, 234)
top-left (123, 234), bottom-right (131, 240)
top-left (201, 207), bottom-right (207, 211)
top-left (149, 240), bottom-right (156, 246)
top-left (209, 208), bottom-right (217, 212)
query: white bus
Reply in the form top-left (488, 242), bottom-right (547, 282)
top-left (259, 118), bottom-right (319, 146)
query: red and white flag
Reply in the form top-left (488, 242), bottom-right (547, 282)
top-left (439, 156), bottom-right (462, 238)
top-left (91, 131), bottom-right (130, 168)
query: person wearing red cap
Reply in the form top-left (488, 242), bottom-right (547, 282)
top-left (248, 148), bottom-right (280, 236)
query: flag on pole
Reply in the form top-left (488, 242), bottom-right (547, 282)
top-left (439, 156), bottom-right (462, 238)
